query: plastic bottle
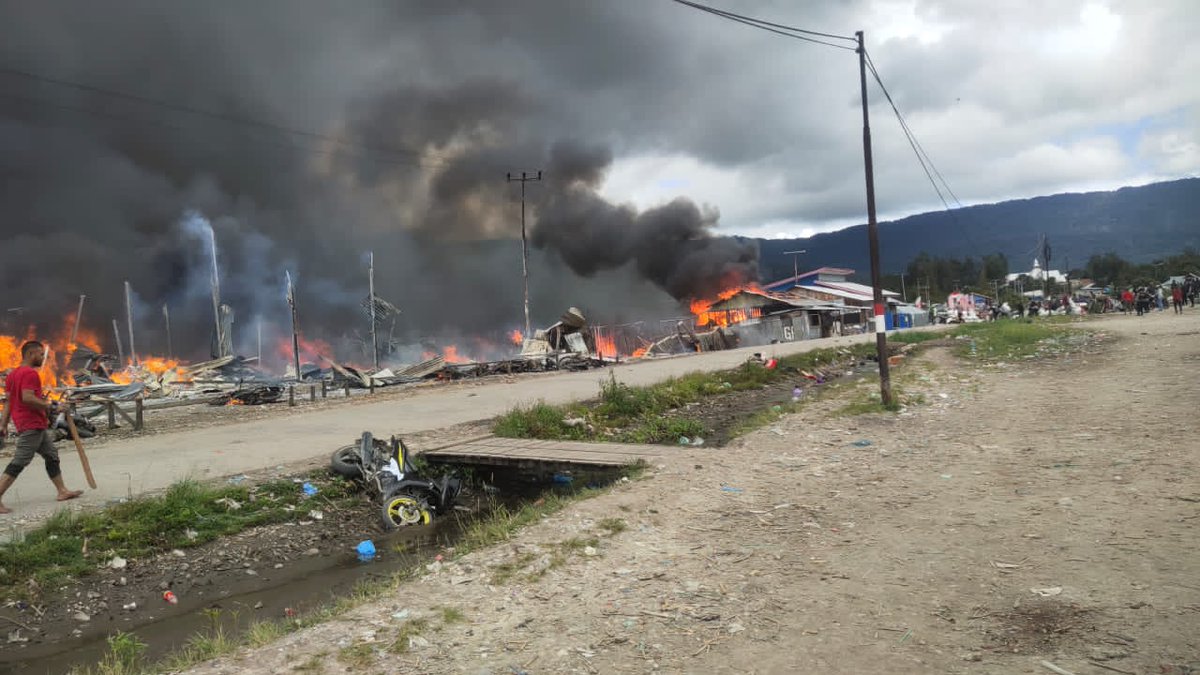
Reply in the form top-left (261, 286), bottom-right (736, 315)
top-left (163, 590), bottom-right (178, 605)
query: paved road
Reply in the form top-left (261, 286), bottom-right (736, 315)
top-left (0, 329), bottom-right (929, 522)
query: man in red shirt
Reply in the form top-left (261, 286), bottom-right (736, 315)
top-left (0, 340), bottom-right (83, 514)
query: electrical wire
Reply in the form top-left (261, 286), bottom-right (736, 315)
top-left (863, 50), bottom-right (961, 210)
top-left (668, 0), bottom-right (857, 50)
top-left (0, 64), bottom-right (444, 168)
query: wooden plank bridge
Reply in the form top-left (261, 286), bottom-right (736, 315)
top-left (419, 435), bottom-right (667, 469)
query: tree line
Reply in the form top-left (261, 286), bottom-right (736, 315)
top-left (879, 249), bottom-right (1200, 303)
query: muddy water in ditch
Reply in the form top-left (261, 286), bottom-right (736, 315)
top-left (1, 468), bottom-right (612, 675)
top-left (1, 517), bottom-right (460, 675)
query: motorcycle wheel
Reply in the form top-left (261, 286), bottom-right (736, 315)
top-left (380, 491), bottom-right (432, 530)
top-left (330, 445), bottom-right (364, 479)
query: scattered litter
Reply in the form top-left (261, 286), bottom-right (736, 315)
top-left (769, 426), bottom-right (786, 436)
top-left (162, 590), bottom-right (178, 605)
top-left (727, 622), bottom-right (745, 635)
top-left (392, 609), bottom-right (411, 620)
top-left (109, 556), bottom-right (127, 570)
top-left (215, 497), bottom-right (242, 511)
top-left (720, 486), bottom-right (744, 494)
top-left (1031, 586), bottom-right (1063, 597)
top-left (678, 436), bottom-right (691, 445)
top-left (792, 386), bottom-right (803, 402)
top-left (991, 561), bottom-right (1022, 570)
top-left (253, 602), bottom-right (263, 609)
top-left (356, 540), bottom-right (377, 562)
top-left (7, 630), bottom-right (28, 644)
top-left (122, 602), bottom-right (137, 611)
top-left (583, 546), bottom-right (598, 557)
top-left (938, 393), bottom-right (949, 399)
top-left (171, 549), bottom-right (186, 558)
top-left (227, 475), bottom-right (248, 485)
top-left (551, 473), bottom-right (573, 484)
top-left (73, 611), bottom-right (90, 622)
top-left (1039, 660), bottom-right (1077, 675)
top-left (301, 483), bottom-right (319, 497)
top-left (307, 510), bottom-right (324, 520)
top-left (184, 528), bottom-right (199, 541)
top-left (940, 474), bottom-right (953, 480)
top-left (850, 440), bottom-right (873, 447)
top-left (284, 607), bottom-right (297, 618)
top-left (408, 635), bottom-right (430, 649)
top-left (771, 405), bottom-right (783, 413)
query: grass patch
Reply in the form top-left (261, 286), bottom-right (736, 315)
top-left (950, 320), bottom-right (1080, 361)
top-left (163, 609), bottom-right (237, 670)
top-left (439, 606), bottom-right (466, 624)
top-left (887, 330), bottom-right (943, 344)
top-left (387, 618), bottom-right (431, 654)
top-left (82, 631), bottom-right (147, 675)
top-left (598, 517), bottom-right (628, 535)
top-left (291, 652), bottom-right (327, 672)
top-left (337, 640), bottom-right (376, 669)
top-left (0, 474), bottom-right (357, 601)
top-left (493, 344), bottom-right (878, 443)
top-left (245, 620), bottom-right (287, 648)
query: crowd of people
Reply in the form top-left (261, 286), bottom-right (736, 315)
top-left (1109, 274), bottom-right (1199, 316)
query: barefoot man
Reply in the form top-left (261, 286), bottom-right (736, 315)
top-left (0, 340), bottom-right (83, 514)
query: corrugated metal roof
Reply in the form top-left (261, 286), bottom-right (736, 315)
top-left (814, 280), bottom-right (900, 298)
top-left (763, 267), bottom-right (856, 291)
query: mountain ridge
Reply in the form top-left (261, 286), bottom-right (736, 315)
top-left (754, 177), bottom-right (1200, 280)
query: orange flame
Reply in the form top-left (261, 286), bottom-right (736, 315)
top-left (441, 345), bottom-right (468, 364)
top-left (2, 314), bottom-right (108, 390)
top-left (276, 335), bottom-right (334, 365)
top-left (690, 283), bottom-right (765, 327)
top-left (509, 330), bottom-right (524, 346)
top-left (593, 333), bottom-right (617, 359)
top-left (631, 347), bottom-right (649, 358)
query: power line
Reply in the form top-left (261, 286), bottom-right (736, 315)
top-left (863, 50), bottom-right (961, 209)
top-left (668, 0), bottom-right (857, 51)
top-left (0, 64), bottom-right (445, 168)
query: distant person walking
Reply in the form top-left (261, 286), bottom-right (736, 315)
top-left (1155, 286), bottom-right (1165, 311)
top-left (1172, 282), bottom-right (1184, 314)
top-left (0, 341), bottom-right (84, 514)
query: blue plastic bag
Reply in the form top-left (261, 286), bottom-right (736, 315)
top-left (356, 540), bottom-right (376, 561)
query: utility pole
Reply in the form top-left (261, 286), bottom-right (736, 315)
top-left (68, 294), bottom-right (86, 348)
top-left (1039, 234), bottom-right (1052, 300)
top-left (782, 249), bottom-right (807, 284)
top-left (208, 227), bottom-right (225, 358)
top-left (256, 317), bottom-right (262, 366)
top-left (900, 272), bottom-right (907, 303)
top-left (124, 281), bottom-right (138, 366)
top-left (506, 170), bottom-right (542, 339)
top-left (856, 30), bottom-right (891, 407)
top-left (112, 319), bottom-right (125, 368)
top-left (163, 304), bottom-right (172, 359)
top-left (286, 271), bottom-right (301, 381)
top-left (368, 251), bottom-right (378, 370)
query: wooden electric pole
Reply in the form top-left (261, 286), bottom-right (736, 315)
top-left (857, 30), bottom-right (892, 407)
top-left (368, 251), bottom-right (378, 370)
top-left (286, 271), bottom-right (301, 381)
top-left (506, 170), bottom-right (542, 339)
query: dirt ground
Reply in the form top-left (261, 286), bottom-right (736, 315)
top-left (152, 313), bottom-right (1200, 673)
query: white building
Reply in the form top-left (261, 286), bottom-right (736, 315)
top-left (1005, 258), bottom-right (1067, 284)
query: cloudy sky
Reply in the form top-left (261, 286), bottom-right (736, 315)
top-left (597, 0), bottom-right (1200, 238)
top-left (1, 0), bottom-right (1197, 343)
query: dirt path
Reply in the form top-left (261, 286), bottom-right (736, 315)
top-left (173, 312), bottom-right (1194, 674)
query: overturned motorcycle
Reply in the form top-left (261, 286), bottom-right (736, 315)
top-left (330, 431), bottom-right (462, 530)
